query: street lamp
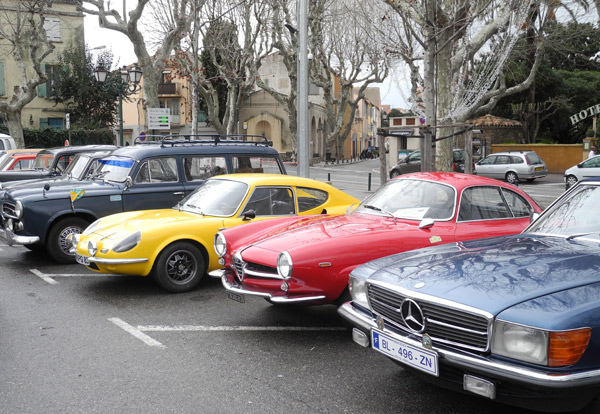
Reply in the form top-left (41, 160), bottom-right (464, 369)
top-left (94, 64), bottom-right (143, 146)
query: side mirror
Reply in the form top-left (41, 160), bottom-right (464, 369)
top-left (125, 176), bottom-right (133, 188)
top-left (418, 218), bottom-right (435, 229)
top-left (242, 209), bottom-right (256, 221)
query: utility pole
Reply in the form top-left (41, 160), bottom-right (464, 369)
top-left (297, 0), bottom-right (309, 177)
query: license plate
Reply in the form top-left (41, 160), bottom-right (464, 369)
top-left (227, 291), bottom-right (245, 303)
top-left (371, 329), bottom-right (438, 376)
top-left (535, 166), bottom-right (543, 171)
top-left (75, 254), bottom-right (90, 266)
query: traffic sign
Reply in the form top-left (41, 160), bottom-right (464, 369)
top-left (139, 131), bottom-right (146, 141)
top-left (148, 108), bottom-right (170, 130)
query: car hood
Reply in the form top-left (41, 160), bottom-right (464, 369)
top-left (361, 234), bottom-right (600, 316)
top-left (244, 212), bottom-right (425, 254)
top-left (84, 209), bottom-right (206, 242)
top-left (4, 178), bottom-right (123, 200)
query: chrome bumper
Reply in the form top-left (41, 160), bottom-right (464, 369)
top-left (87, 256), bottom-right (148, 264)
top-left (0, 227), bottom-right (40, 246)
top-left (338, 302), bottom-right (600, 389)
top-left (220, 270), bottom-right (326, 304)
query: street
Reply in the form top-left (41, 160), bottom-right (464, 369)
top-left (0, 162), bottom-right (567, 414)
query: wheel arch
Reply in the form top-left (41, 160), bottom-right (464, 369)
top-left (150, 238), bottom-right (210, 276)
top-left (44, 211), bottom-right (97, 244)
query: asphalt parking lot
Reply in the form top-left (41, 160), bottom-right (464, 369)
top-left (0, 162), bottom-right (566, 414)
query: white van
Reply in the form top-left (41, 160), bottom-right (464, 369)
top-left (0, 133), bottom-right (17, 150)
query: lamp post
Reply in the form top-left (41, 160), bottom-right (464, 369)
top-left (94, 64), bottom-right (143, 146)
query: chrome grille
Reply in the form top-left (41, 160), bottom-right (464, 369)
top-left (367, 283), bottom-right (490, 352)
top-left (3, 202), bottom-right (16, 218)
top-left (233, 253), bottom-right (280, 279)
top-left (233, 255), bottom-right (245, 279)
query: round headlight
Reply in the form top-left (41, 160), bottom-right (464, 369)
top-left (88, 240), bottom-right (98, 257)
top-left (214, 232), bottom-right (227, 257)
top-left (277, 251), bottom-right (293, 279)
top-left (14, 200), bottom-right (23, 219)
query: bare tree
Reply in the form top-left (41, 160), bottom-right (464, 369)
top-left (80, 0), bottom-right (195, 111)
top-left (379, 0), bottom-right (569, 171)
top-left (0, 0), bottom-right (55, 147)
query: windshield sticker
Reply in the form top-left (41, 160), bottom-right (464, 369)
top-left (429, 236), bottom-right (442, 244)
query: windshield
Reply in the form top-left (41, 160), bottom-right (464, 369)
top-left (64, 154), bottom-right (89, 178)
top-left (90, 156), bottom-right (135, 182)
top-left (528, 183), bottom-right (600, 237)
top-left (355, 179), bottom-right (456, 220)
top-left (32, 152), bottom-right (54, 170)
top-left (177, 179), bottom-right (249, 216)
top-left (0, 155), bottom-right (16, 171)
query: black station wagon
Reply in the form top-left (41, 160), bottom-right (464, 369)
top-left (0, 136), bottom-right (286, 263)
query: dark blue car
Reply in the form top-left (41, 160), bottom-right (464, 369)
top-left (339, 178), bottom-right (600, 412)
top-left (0, 136), bottom-right (286, 263)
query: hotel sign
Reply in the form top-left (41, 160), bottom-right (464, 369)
top-left (570, 104), bottom-right (600, 125)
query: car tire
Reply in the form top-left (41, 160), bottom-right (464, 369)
top-left (505, 171), bottom-right (519, 184)
top-left (390, 170), bottom-right (401, 178)
top-left (153, 241), bottom-right (205, 293)
top-left (526, 178), bottom-right (535, 182)
top-left (46, 217), bottom-right (89, 264)
top-left (566, 175), bottom-right (578, 188)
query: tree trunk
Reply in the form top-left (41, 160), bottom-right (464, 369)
top-left (6, 111), bottom-right (24, 148)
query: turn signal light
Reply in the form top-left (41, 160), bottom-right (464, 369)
top-left (548, 328), bottom-right (591, 367)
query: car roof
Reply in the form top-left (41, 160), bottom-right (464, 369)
top-left (211, 173), bottom-right (336, 188)
top-left (109, 141), bottom-right (281, 158)
top-left (37, 145), bottom-right (117, 155)
top-left (394, 171), bottom-right (529, 191)
top-left (6, 149), bottom-right (43, 156)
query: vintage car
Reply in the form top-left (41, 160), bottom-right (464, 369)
top-left (0, 145), bottom-right (116, 182)
top-left (0, 149), bottom-right (42, 171)
top-left (72, 174), bottom-right (358, 293)
top-left (338, 178), bottom-right (600, 413)
top-left (0, 136), bottom-right (286, 263)
top-left (212, 172), bottom-right (543, 306)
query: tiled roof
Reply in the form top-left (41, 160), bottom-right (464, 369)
top-left (470, 114), bottom-right (522, 127)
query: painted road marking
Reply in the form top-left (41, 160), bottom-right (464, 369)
top-left (110, 318), bottom-right (346, 349)
top-left (29, 269), bottom-right (120, 284)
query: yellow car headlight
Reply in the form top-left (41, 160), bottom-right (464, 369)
top-left (112, 231), bottom-right (142, 253)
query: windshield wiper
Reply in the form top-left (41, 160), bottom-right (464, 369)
top-left (565, 232), bottom-right (600, 241)
top-left (91, 171), bottom-right (109, 180)
top-left (363, 204), bottom-right (395, 217)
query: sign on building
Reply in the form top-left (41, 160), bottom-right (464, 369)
top-left (148, 108), bottom-right (170, 130)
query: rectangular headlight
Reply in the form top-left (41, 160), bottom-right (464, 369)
top-left (348, 275), bottom-right (369, 308)
top-left (492, 320), bottom-right (548, 365)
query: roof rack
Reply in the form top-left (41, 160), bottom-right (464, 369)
top-left (133, 134), bottom-right (273, 147)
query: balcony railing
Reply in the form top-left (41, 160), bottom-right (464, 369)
top-left (158, 83), bottom-right (177, 95)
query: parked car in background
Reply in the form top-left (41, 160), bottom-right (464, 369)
top-left (212, 172), bottom-right (542, 306)
top-left (0, 133), bottom-right (17, 150)
top-left (389, 149), bottom-right (466, 178)
top-left (0, 149), bottom-right (42, 171)
top-left (0, 145), bottom-right (116, 182)
top-left (564, 155), bottom-right (600, 189)
top-left (474, 150), bottom-right (547, 184)
top-left (0, 136), bottom-right (287, 263)
top-left (73, 174), bottom-right (358, 293)
top-left (339, 178), bottom-right (600, 413)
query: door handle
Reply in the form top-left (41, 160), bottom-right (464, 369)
top-left (173, 192), bottom-right (185, 195)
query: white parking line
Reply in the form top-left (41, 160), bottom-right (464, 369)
top-left (29, 269), bottom-right (119, 284)
top-left (111, 318), bottom-right (346, 349)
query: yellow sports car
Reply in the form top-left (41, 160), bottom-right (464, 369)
top-left (72, 174), bottom-right (358, 293)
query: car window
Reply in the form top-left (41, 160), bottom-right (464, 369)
top-left (510, 156), bottom-right (524, 164)
top-left (583, 157), bottom-right (600, 168)
top-left (134, 158), bottom-right (178, 184)
top-left (233, 156), bottom-right (283, 174)
top-left (501, 188), bottom-right (532, 217)
top-left (525, 152), bottom-right (543, 164)
top-left (407, 152), bottom-right (421, 162)
top-left (55, 155), bottom-right (70, 172)
top-left (496, 155), bottom-right (511, 165)
top-left (297, 187), bottom-right (329, 212)
top-left (478, 155), bottom-right (496, 165)
top-left (458, 187), bottom-right (512, 221)
top-left (32, 153), bottom-right (53, 169)
top-left (183, 156), bottom-right (227, 181)
top-left (242, 187), bottom-right (295, 216)
top-left (13, 160), bottom-right (32, 170)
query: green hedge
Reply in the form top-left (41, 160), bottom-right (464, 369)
top-left (0, 126), bottom-right (115, 148)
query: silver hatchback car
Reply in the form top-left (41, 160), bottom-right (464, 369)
top-left (474, 150), bottom-right (547, 184)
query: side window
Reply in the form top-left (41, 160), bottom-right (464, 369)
top-left (408, 152), bottom-right (421, 162)
top-left (297, 187), bottom-right (328, 212)
top-left (55, 155), bottom-right (70, 171)
top-left (458, 187), bottom-right (511, 221)
top-left (233, 156), bottom-right (283, 174)
top-left (242, 187), bottom-right (295, 216)
top-left (511, 156), bottom-right (524, 164)
top-left (496, 155), bottom-right (511, 165)
top-left (183, 156), bottom-right (227, 181)
top-left (479, 155), bottom-right (495, 165)
top-left (501, 188), bottom-right (533, 218)
top-left (134, 158), bottom-right (178, 184)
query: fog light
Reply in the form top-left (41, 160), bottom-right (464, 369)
top-left (352, 328), bottom-right (369, 348)
top-left (280, 282), bottom-right (289, 292)
top-left (463, 375), bottom-right (495, 399)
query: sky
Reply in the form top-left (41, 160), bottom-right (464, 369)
top-left (83, 12), bottom-right (409, 110)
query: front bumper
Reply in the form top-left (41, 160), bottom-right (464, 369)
top-left (338, 301), bottom-right (600, 411)
top-left (0, 226), bottom-right (39, 246)
top-left (219, 269), bottom-right (326, 304)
